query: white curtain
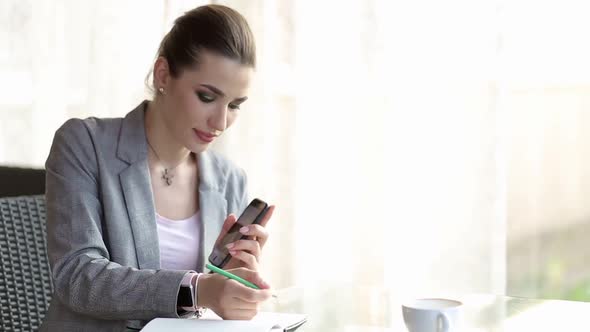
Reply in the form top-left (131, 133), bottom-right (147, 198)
top-left (290, 0), bottom-right (504, 298)
top-left (503, 1), bottom-right (590, 299)
top-left (2, 0), bottom-right (590, 313)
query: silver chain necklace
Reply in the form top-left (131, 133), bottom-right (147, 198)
top-left (146, 140), bottom-right (188, 186)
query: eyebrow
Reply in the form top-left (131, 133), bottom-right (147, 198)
top-left (200, 84), bottom-right (248, 103)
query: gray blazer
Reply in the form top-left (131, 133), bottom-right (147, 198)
top-left (40, 101), bottom-right (249, 332)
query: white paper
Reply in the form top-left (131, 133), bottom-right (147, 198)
top-left (141, 312), bottom-right (307, 332)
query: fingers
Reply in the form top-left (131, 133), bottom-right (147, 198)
top-left (227, 281), bottom-right (272, 302)
top-left (226, 238), bottom-right (261, 270)
top-left (218, 205), bottom-right (275, 270)
top-left (221, 214), bottom-right (238, 234)
top-left (224, 205), bottom-right (274, 248)
top-left (237, 224), bottom-right (270, 248)
top-left (228, 250), bottom-right (258, 270)
top-left (229, 296), bottom-right (260, 309)
top-left (227, 238), bottom-right (261, 259)
top-left (225, 224), bottom-right (267, 269)
top-left (209, 269), bottom-right (272, 321)
top-left (228, 268), bottom-right (272, 290)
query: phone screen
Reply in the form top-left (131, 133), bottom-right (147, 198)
top-left (208, 198), bottom-right (268, 268)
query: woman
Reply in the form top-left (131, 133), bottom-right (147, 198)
top-left (40, 5), bottom-right (274, 332)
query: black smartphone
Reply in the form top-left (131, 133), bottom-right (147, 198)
top-left (208, 198), bottom-right (269, 268)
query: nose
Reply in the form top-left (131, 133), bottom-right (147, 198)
top-left (208, 105), bottom-right (229, 133)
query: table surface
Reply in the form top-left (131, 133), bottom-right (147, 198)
top-left (260, 285), bottom-right (590, 331)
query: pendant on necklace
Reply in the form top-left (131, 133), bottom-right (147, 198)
top-left (162, 168), bottom-right (174, 186)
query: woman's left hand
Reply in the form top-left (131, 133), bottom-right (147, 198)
top-left (220, 205), bottom-right (275, 270)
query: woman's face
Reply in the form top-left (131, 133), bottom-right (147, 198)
top-left (156, 50), bottom-right (253, 153)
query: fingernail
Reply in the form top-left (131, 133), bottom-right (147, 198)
top-left (226, 243), bottom-right (234, 249)
top-left (229, 250), bottom-right (237, 255)
top-left (240, 226), bottom-right (249, 234)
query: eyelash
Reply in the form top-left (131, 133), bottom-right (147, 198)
top-left (197, 92), bottom-right (240, 110)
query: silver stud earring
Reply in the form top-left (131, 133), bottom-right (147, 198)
top-left (158, 87), bottom-right (165, 95)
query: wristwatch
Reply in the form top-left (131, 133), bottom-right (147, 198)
top-left (178, 273), bottom-right (197, 311)
top-left (178, 272), bottom-right (207, 318)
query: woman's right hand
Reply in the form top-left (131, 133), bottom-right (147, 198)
top-left (197, 267), bottom-right (272, 320)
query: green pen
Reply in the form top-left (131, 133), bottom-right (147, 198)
top-left (206, 263), bottom-right (260, 289)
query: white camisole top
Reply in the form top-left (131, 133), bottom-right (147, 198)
top-left (156, 211), bottom-right (202, 271)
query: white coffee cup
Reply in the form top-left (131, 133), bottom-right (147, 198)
top-left (402, 298), bottom-right (462, 332)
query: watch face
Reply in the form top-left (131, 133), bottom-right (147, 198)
top-left (178, 286), bottom-right (194, 307)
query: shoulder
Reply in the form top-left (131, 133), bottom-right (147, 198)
top-left (54, 116), bottom-right (122, 144)
top-left (47, 116), bottom-right (124, 172)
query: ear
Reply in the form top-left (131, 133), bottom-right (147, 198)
top-left (153, 56), bottom-right (171, 90)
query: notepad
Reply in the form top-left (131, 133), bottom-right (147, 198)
top-left (141, 311), bottom-right (307, 332)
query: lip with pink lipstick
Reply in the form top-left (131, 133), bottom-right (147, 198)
top-left (193, 129), bottom-right (217, 143)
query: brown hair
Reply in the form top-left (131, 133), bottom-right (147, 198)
top-left (147, 5), bottom-right (256, 88)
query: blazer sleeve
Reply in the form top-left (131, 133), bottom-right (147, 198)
top-left (45, 119), bottom-right (187, 320)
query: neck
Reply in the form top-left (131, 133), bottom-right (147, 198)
top-left (145, 99), bottom-right (192, 167)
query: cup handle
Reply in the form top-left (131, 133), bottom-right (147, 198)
top-left (437, 312), bottom-right (451, 332)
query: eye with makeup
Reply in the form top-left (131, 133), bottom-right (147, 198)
top-left (196, 91), bottom-right (242, 110)
top-left (197, 91), bottom-right (215, 103)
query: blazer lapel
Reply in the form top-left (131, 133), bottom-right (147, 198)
top-left (120, 161), bottom-right (159, 269)
top-left (197, 151), bottom-right (227, 272)
top-left (115, 101), bottom-right (228, 272)
top-left (117, 101), bottom-right (160, 270)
